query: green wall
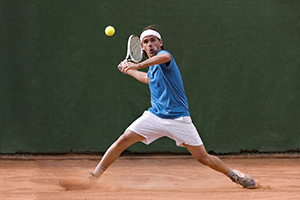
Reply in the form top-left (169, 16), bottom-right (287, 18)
top-left (1, 0), bottom-right (299, 154)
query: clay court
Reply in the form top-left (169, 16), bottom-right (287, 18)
top-left (1, 154), bottom-right (299, 200)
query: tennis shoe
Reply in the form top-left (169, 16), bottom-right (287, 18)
top-left (230, 170), bottom-right (257, 189)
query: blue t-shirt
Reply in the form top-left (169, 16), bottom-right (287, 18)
top-left (147, 50), bottom-right (190, 119)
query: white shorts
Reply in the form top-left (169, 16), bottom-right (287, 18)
top-left (127, 111), bottom-right (203, 147)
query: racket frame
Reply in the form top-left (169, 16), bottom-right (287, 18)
top-left (118, 35), bottom-right (142, 70)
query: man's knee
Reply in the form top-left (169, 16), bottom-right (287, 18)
top-left (114, 133), bottom-right (131, 148)
top-left (114, 130), bottom-right (144, 148)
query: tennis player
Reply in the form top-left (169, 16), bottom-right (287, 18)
top-left (89, 25), bottom-right (256, 189)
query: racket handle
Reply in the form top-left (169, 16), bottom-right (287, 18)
top-left (118, 60), bottom-right (128, 71)
top-left (118, 61), bottom-right (125, 71)
top-left (118, 65), bottom-right (122, 71)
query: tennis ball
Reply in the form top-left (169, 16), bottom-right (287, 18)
top-left (105, 26), bottom-right (115, 36)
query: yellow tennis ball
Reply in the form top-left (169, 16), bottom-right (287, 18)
top-left (105, 26), bottom-right (115, 36)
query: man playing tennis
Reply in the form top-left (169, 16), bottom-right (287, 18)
top-left (89, 25), bottom-right (257, 189)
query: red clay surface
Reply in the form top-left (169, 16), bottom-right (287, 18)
top-left (0, 154), bottom-right (299, 200)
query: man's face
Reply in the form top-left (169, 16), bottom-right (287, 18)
top-left (141, 35), bottom-right (163, 58)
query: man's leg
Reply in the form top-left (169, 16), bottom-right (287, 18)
top-left (184, 144), bottom-right (230, 174)
top-left (90, 129), bottom-right (145, 178)
top-left (184, 144), bottom-right (257, 188)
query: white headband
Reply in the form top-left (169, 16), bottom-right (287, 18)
top-left (140, 29), bottom-right (162, 42)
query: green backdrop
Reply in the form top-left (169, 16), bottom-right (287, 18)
top-left (1, 0), bottom-right (299, 154)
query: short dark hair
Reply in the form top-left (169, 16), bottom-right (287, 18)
top-left (140, 25), bottom-right (164, 58)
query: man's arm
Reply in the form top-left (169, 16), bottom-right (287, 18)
top-left (135, 53), bottom-right (171, 70)
top-left (125, 70), bottom-right (149, 84)
top-left (119, 53), bottom-right (171, 84)
top-left (121, 53), bottom-right (171, 72)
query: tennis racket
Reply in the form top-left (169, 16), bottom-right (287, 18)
top-left (118, 35), bottom-right (143, 71)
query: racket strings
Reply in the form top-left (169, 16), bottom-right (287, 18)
top-left (129, 37), bottom-right (142, 62)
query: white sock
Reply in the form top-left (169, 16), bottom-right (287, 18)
top-left (226, 168), bottom-right (235, 178)
top-left (93, 164), bottom-right (106, 178)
